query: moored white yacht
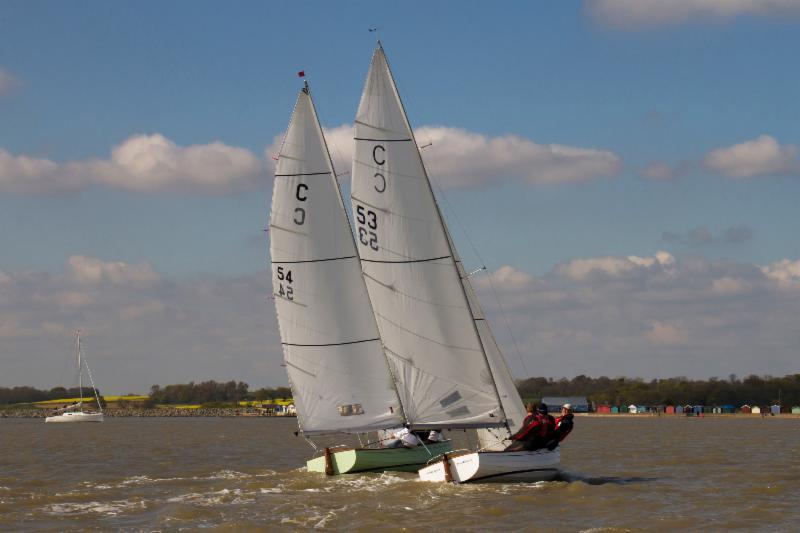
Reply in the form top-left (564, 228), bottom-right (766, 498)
top-left (45, 330), bottom-right (104, 423)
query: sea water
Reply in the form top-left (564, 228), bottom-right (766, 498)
top-left (1, 416), bottom-right (798, 530)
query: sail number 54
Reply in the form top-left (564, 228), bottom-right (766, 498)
top-left (276, 266), bottom-right (294, 300)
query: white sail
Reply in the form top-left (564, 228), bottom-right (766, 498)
top-left (270, 86), bottom-right (404, 436)
top-left (350, 44), bottom-right (505, 430)
top-left (447, 234), bottom-right (528, 449)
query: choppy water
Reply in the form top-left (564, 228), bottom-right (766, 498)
top-left (1, 416), bottom-right (798, 531)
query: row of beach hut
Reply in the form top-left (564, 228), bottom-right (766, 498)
top-left (594, 404), bottom-right (800, 414)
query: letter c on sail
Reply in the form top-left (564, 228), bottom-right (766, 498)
top-left (296, 183), bottom-right (309, 201)
top-left (372, 145), bottom-right (385, 166)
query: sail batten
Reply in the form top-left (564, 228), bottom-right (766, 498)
top-left (350, 43), bottom-right (506, 430)
top-left (270, 86), bottom-right (404, 436)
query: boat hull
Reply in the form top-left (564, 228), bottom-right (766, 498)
top-left (418, 448), bottom-right (560, 483)
top-left (307, 441), bottom-right (453, 474)
top-left (45, 412), bottom-right (104, 423)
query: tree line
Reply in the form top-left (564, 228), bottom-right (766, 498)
top-left (148, 381), bottom-right (292, 404)
top-left (517, 374), bottom-right (800, 407)
top-left (0, 386), bottom-right (98, 405)
top-left (5, 374), bottom-right (799, 408)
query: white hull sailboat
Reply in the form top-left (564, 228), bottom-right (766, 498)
top-left (45, 330), bottom-right (104, 424)
top-left (418, 449), bottom-right (560, 483)
top-left (348, 43), bottom-right (563, 484)
top-left (45, 411), bottom-right (104, 423)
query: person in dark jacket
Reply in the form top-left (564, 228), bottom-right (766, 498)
top-left (546, 403), bottom-right (575, 450)
top-left (505, 403), bottom-right (555, 451)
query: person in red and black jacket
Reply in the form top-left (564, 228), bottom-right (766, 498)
top-left (505, 403), bottom-right (556, 451)
top-left (546, 403), bottom-right (575, 450)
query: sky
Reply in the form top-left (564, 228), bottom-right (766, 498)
top-left (1, 1), bottom-right (799, 393)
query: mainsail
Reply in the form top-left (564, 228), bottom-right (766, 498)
top-left (270, 84), bottom-right (404, 436)
top-left (350, 43), bottom-right (507, 430)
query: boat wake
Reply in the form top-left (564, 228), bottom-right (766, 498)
top-left (557, 470), bottom-right (659, 485)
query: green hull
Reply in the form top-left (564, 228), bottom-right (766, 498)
top-left (307, 441), bottom-right (453, 474)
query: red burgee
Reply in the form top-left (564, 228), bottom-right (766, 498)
top-left (297, 70), bottom-right (305, 78)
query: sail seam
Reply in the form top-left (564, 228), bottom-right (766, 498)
top-left (282, 337), bottom-right (380, 347)
top-left (354, 137), bottom-right (412, 142)
top-left (272, 255), bottom-right (357, 264)
top-left (274, 171), bottom-right (332, 177)
top-left (360, 255), bottom-right (451, 264)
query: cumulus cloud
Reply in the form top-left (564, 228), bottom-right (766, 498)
top-left (270, 124), bottom-right (623, 188)
top-left (555, 250), bottom-right (674, 281)
top-left (761, 258), bottom-right (800, 287)
top-left (471, 253), bottom-right (800, 379)
top-left (0, 134), bottom-right (265, 194)
top-left (587, 0), bottom-right (800, 29)
top-left (703, 135), bottom-right (799, 178)
top-left (0, 67), bottom-right (21, 97)
top-left (67, 255), bottom-right (160, 288)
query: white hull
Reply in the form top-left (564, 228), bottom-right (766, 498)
top-left (45, 412), bottom-right (104, 423)
top-left (418, 448), bottom-right (560, 483)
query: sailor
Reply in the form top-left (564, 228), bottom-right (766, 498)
top-left (505, 403), bottom-right (554, 451)
top-left (546, 403), bottom-right (575, 450)
top-left (385, 427), bottom-right (421, 448)
top-left (425, 430), bottom-right (443, 443)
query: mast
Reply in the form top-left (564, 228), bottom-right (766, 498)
top-left (377, 42), bottom-right (509, 429)
top-left (76, 329), bottom-right (83, 407)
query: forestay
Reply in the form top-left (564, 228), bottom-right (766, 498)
top-left (445, 229), bottom-right (528, 449)
top-left (350, 43), bottom-right (505, 430)
top-left (270, 86), bottom-right (404, 436)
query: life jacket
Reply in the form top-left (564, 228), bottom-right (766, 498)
top-left (554, 413), bottom-right (574, 442)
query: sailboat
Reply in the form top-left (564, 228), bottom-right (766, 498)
top-left (45, 330), bottom-right (104, 423)
top-left (269, 81), bottom-right (452, 475)
top-left (350, 43), bottom-right (560, 483)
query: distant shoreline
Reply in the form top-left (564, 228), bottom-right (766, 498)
top-left (2, 409), bottom-right (798, 419)
top-left (0, 407), bottom-right (297, 419)
top-left (576, 412), bottom-right (800, 418)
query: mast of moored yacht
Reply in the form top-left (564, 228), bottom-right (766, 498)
top-left (76, 329), bottom-right (83, 408)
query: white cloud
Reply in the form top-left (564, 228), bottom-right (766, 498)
top-left (555, 251), bottom-right (674, 280)
top-left (587, 0), bottom-right (800, 29)
top-left (67, 255), bottom-right (160, 288)
top-left (761, 258), bottom-right (800, 288)
top-left (0, 67), bottom-right (21, 97)
top-left (0, 134), bottom-right (265, 194)
top-left (415, 127), bottom-right (622, 187)
top-left (269, 124), bottom-right (623, 188)
top-left (703, 135), bottom-right (799, 178)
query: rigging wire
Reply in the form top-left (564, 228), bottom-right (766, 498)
top-left (420, 134), bottom-right (532, 378)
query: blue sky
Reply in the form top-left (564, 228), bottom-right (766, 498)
top-left (1, 1), bottom-right (799, 392)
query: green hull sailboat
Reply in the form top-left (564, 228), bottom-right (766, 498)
top-left (306, 441), bottom-right (453, 475)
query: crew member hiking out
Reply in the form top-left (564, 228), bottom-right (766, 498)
top-left (504, 403), bottom-right (556, 452)
top-left (546, 403), bottom-right (575, 450)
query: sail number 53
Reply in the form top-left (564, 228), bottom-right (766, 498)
top-left (355, 204), bottom-right (378, 251)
